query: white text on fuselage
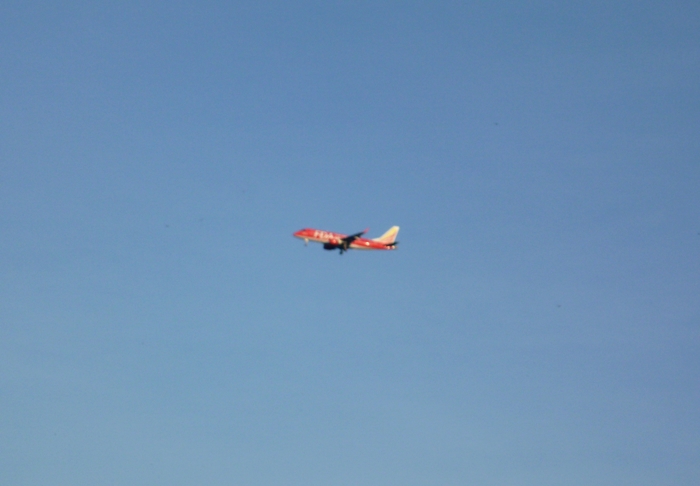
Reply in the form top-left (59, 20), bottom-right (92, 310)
top-left (313, 230), bottom-right (343, 241)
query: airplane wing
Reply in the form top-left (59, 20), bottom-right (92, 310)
top-left (338, 228), bottom-right (368, 253)
top-left (341, 229), bottom-right (367, 244)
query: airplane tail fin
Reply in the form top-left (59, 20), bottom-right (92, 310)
top-left (372, 226), bottom-right (400, 244)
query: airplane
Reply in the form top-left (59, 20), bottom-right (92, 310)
top-left (293, 226), bottom-right (399, 254)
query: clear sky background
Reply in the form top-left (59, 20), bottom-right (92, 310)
top-left (1, 2), bottom-right (699, 485)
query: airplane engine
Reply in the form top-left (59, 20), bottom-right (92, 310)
top-left (323, 243), bottom-right (338, 250)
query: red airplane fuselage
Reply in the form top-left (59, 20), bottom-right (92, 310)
top-left (293, 227), bottom-right (398, 252)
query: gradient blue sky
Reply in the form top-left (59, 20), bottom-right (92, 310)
top-left (2, 2), bottom-right (699, 485)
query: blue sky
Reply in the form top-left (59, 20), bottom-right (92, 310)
top-left (1, 2), bottom-right (699, 485)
